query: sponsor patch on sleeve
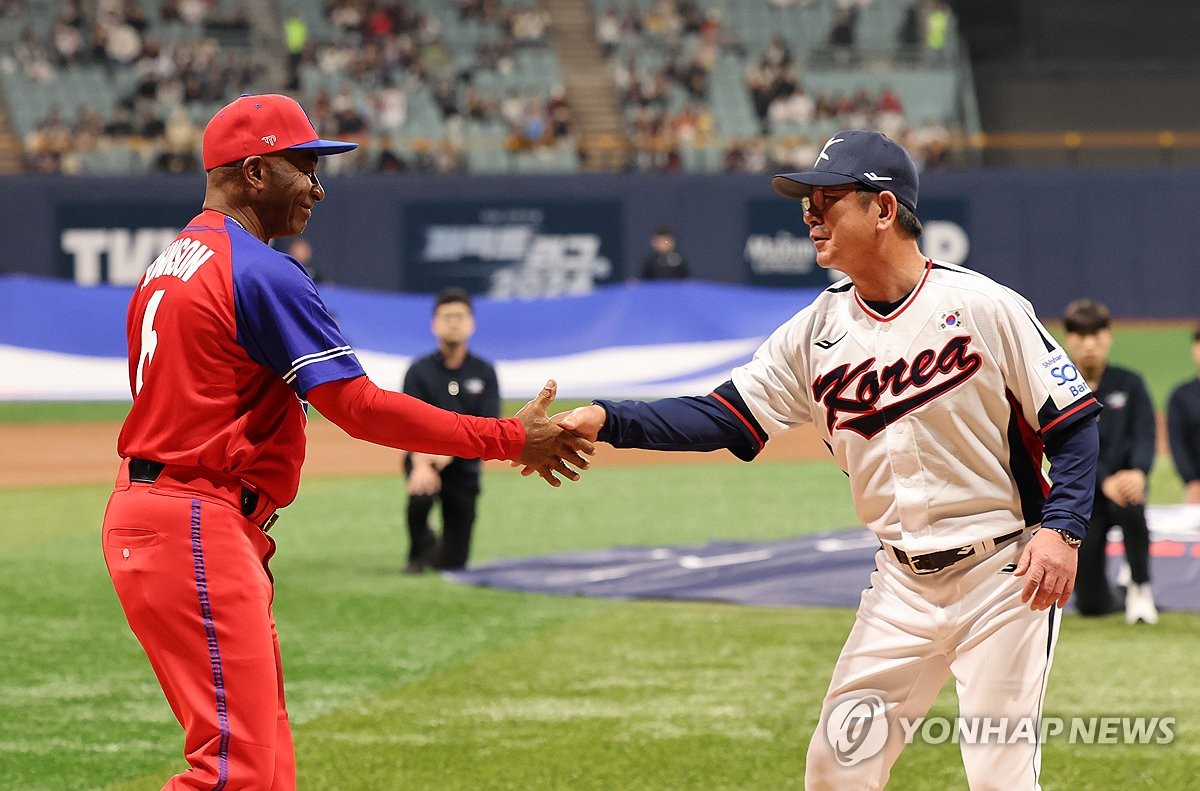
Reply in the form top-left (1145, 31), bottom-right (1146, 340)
top-left (1035, 350), bottom-right (1092, 409)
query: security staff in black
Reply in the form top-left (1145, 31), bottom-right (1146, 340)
top-left (402, 288), bottom-right (501, 572)
top-left (1167, 326), bottom-right (1200, 505)
top-left (1062, 300), bottom-right (1158, 623)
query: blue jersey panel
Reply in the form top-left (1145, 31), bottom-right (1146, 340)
top-left (229, 225), bottom-right (365, 396)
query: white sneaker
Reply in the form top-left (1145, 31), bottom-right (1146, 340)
top-left (1125, 583), bottom-right (1159, 625)
top-left (1116, 561), bottom-right (1132, 589)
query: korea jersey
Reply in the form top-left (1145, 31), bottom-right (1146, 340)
top-left (732, 260), bottom-right (1101, 553)
top-left (117, 210), bottom-right (365, 507)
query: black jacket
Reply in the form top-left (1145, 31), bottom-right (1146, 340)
top-left (1093, 364), bottom-right (1156, 485)
top-left (1167, 377), bottom-right (1200, 484)
top-left (402, 350), bottom-right (500, 475)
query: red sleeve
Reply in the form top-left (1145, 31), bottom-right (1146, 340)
top-left (307, 376), bottom-right (525, 461)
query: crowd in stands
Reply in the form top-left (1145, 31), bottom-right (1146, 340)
top-left (5, 0), bottom-right (963, 175)
top-left (603, 0), bottom-right (959, 174)
top-left (285, 0), bottom-right (568, 174)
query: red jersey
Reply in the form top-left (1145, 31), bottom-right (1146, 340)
top-left (117, 210), bottom-right (366, 506)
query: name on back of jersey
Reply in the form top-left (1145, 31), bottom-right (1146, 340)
top-left (1036, 350), bottom-right (1091, 408)
top-left (141, 237), bottom-right (215, 288)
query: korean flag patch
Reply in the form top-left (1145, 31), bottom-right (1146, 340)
top-left (938, 310), bottom-right (964, 331)
top-left (1035, 349), bottom-right (1092, 409)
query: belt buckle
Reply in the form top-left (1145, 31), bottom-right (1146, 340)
top-left (260, 512), bottom-right (279, 533)
top-left (908, 554), bottom-right (943, 575)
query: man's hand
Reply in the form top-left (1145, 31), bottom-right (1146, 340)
top-left (1101, 469), bottom-right (1147, 506)
top-left (1014, 529), bottom-right (1079, 611)
top-left (407, 464), bottom-right (442, 496)
top-left (514, 380), bottom-right (595, 487)
top-left (553, 404), bottom-right (607, 442)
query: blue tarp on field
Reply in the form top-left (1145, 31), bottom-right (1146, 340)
top-left (447, 510), bottom-right (1200, 614)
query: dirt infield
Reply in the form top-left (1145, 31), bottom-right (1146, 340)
top-left (0, 420), bottom-right (828, 488)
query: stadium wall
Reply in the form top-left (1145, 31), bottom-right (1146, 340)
top-left (1, 170), bottom-right (1196, 319)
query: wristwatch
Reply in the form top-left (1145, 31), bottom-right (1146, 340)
top-left (1044, 527), bottom-right (1083, 548)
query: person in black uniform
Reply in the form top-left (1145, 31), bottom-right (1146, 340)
top-left (1167, 325), bottom-right (1200, 504)
top-left (639, 226), bottom-right (691, 280)
top-left (1062, 299), bottom-right (1158, 623)
top-left (402, 288), bottom-right (501, 573)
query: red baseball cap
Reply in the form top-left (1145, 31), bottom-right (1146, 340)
top-left (202, 93), bottom-right (358, 171)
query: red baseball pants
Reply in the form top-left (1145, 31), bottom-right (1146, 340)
top-left (102, 460), bottom-right (295, 790)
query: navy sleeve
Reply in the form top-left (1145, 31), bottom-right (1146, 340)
top-left (232, 245), bottom-right (364, 397)
top-left (1041, 416), bottom-right (1100, 540)
top-left (595, 380), bottom-right (767, 462)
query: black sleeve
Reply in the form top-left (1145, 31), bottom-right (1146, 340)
top-left (596, 380), bottom-right (767, 461)
top-left (1129, 374), bottom-right (1157, 475)
top-left (1167, 385), bottom-right (1199, 483)
top-left (1041, 416), bottom-right (1100, 541)
top-left (482, 362), bottom-right (501, 419)
top-left (402, 359), bottom-right (424, 399)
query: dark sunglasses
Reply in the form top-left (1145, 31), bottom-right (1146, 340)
top-left (800, 186), bottom-right (865, 215)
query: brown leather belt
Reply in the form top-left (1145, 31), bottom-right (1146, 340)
top-left (128, 458), bottom-right (279, 532)
top-left (887, 529), bottom-right (1024, 575)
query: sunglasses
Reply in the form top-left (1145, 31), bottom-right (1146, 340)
top-left (800, 186), bottom-right (866, 215)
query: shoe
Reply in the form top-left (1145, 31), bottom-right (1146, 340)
top-left (1116, 561), bottom-right (1132, 589)
top-left (1125, 583), bottom-right (1159, 625)
top-left (403, 560), bottom-right (427, 575)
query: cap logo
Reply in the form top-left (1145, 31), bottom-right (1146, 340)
top-left (863, 172), bottom-right (892, 181)
top-left (816, 136), bottom-right (845, 164)
top-left (262, 135), bottom-right (277, 146)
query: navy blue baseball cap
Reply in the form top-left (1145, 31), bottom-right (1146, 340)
top-left (771, 130), bottom-right (919, 212)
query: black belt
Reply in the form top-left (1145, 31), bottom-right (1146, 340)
top-left (129, 458), bottom-right (275, 530)
top-left (888, 529), bottom-right (1024, 575)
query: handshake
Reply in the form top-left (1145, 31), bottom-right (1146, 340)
top-left (511, 379), bottom-right (607, 487)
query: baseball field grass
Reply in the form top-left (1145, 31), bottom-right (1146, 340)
top-left (0, 460), bottom-right (1196, 790)
top-left (1, 320), bottom-right (1197, 790)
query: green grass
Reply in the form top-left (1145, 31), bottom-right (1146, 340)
top-left (0, 458), bottom-right (1195, 791)
top-left (0, 322), bottom-right (1195, 789)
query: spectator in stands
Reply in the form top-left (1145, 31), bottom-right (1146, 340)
top-left (875, 85), bottom-right (907, 139)
top-left (898, 1), bottom-right (922, 61)
top-left (152, 106), bottom-right (201, 174)
top-left (909, 117), bottom-right (951, 169)
top-left (52, 17), bottom-right (85, 67)
top-left (597, 6), bottom-right (621, 58)
top-left (104, 106), bottom-right (137, 137)
top-left (1167, 326), bottom-right (1200, 504)
top-left (14, 25), bottom-right (54, 82)
top-left (546, 85), bottom-right (571, 139)
top-left (768, 84), bottom-right (815, 131)
top-left (828, 7), bottom-right (858, 65)
top-left (376, 137), bottom-right (409, 172)
top-left (1062, 299), bottom-right (1158, 624)
top-left (283, 8), bottom-right (308, 90)
top-left (639, 226), bottom-right (691, 281)
top-left (925, 0), bottom-right (951, 65)
top-left (24, 106), bottom-right (72, 173)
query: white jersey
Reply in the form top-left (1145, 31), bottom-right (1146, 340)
top-left (733, 259), bottom-right (1100, 554)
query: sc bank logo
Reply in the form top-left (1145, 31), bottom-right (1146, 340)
top-left (824, 693), bottom-right (890, 766)
top-left (1051, 362), bottom-right (1090, 397)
